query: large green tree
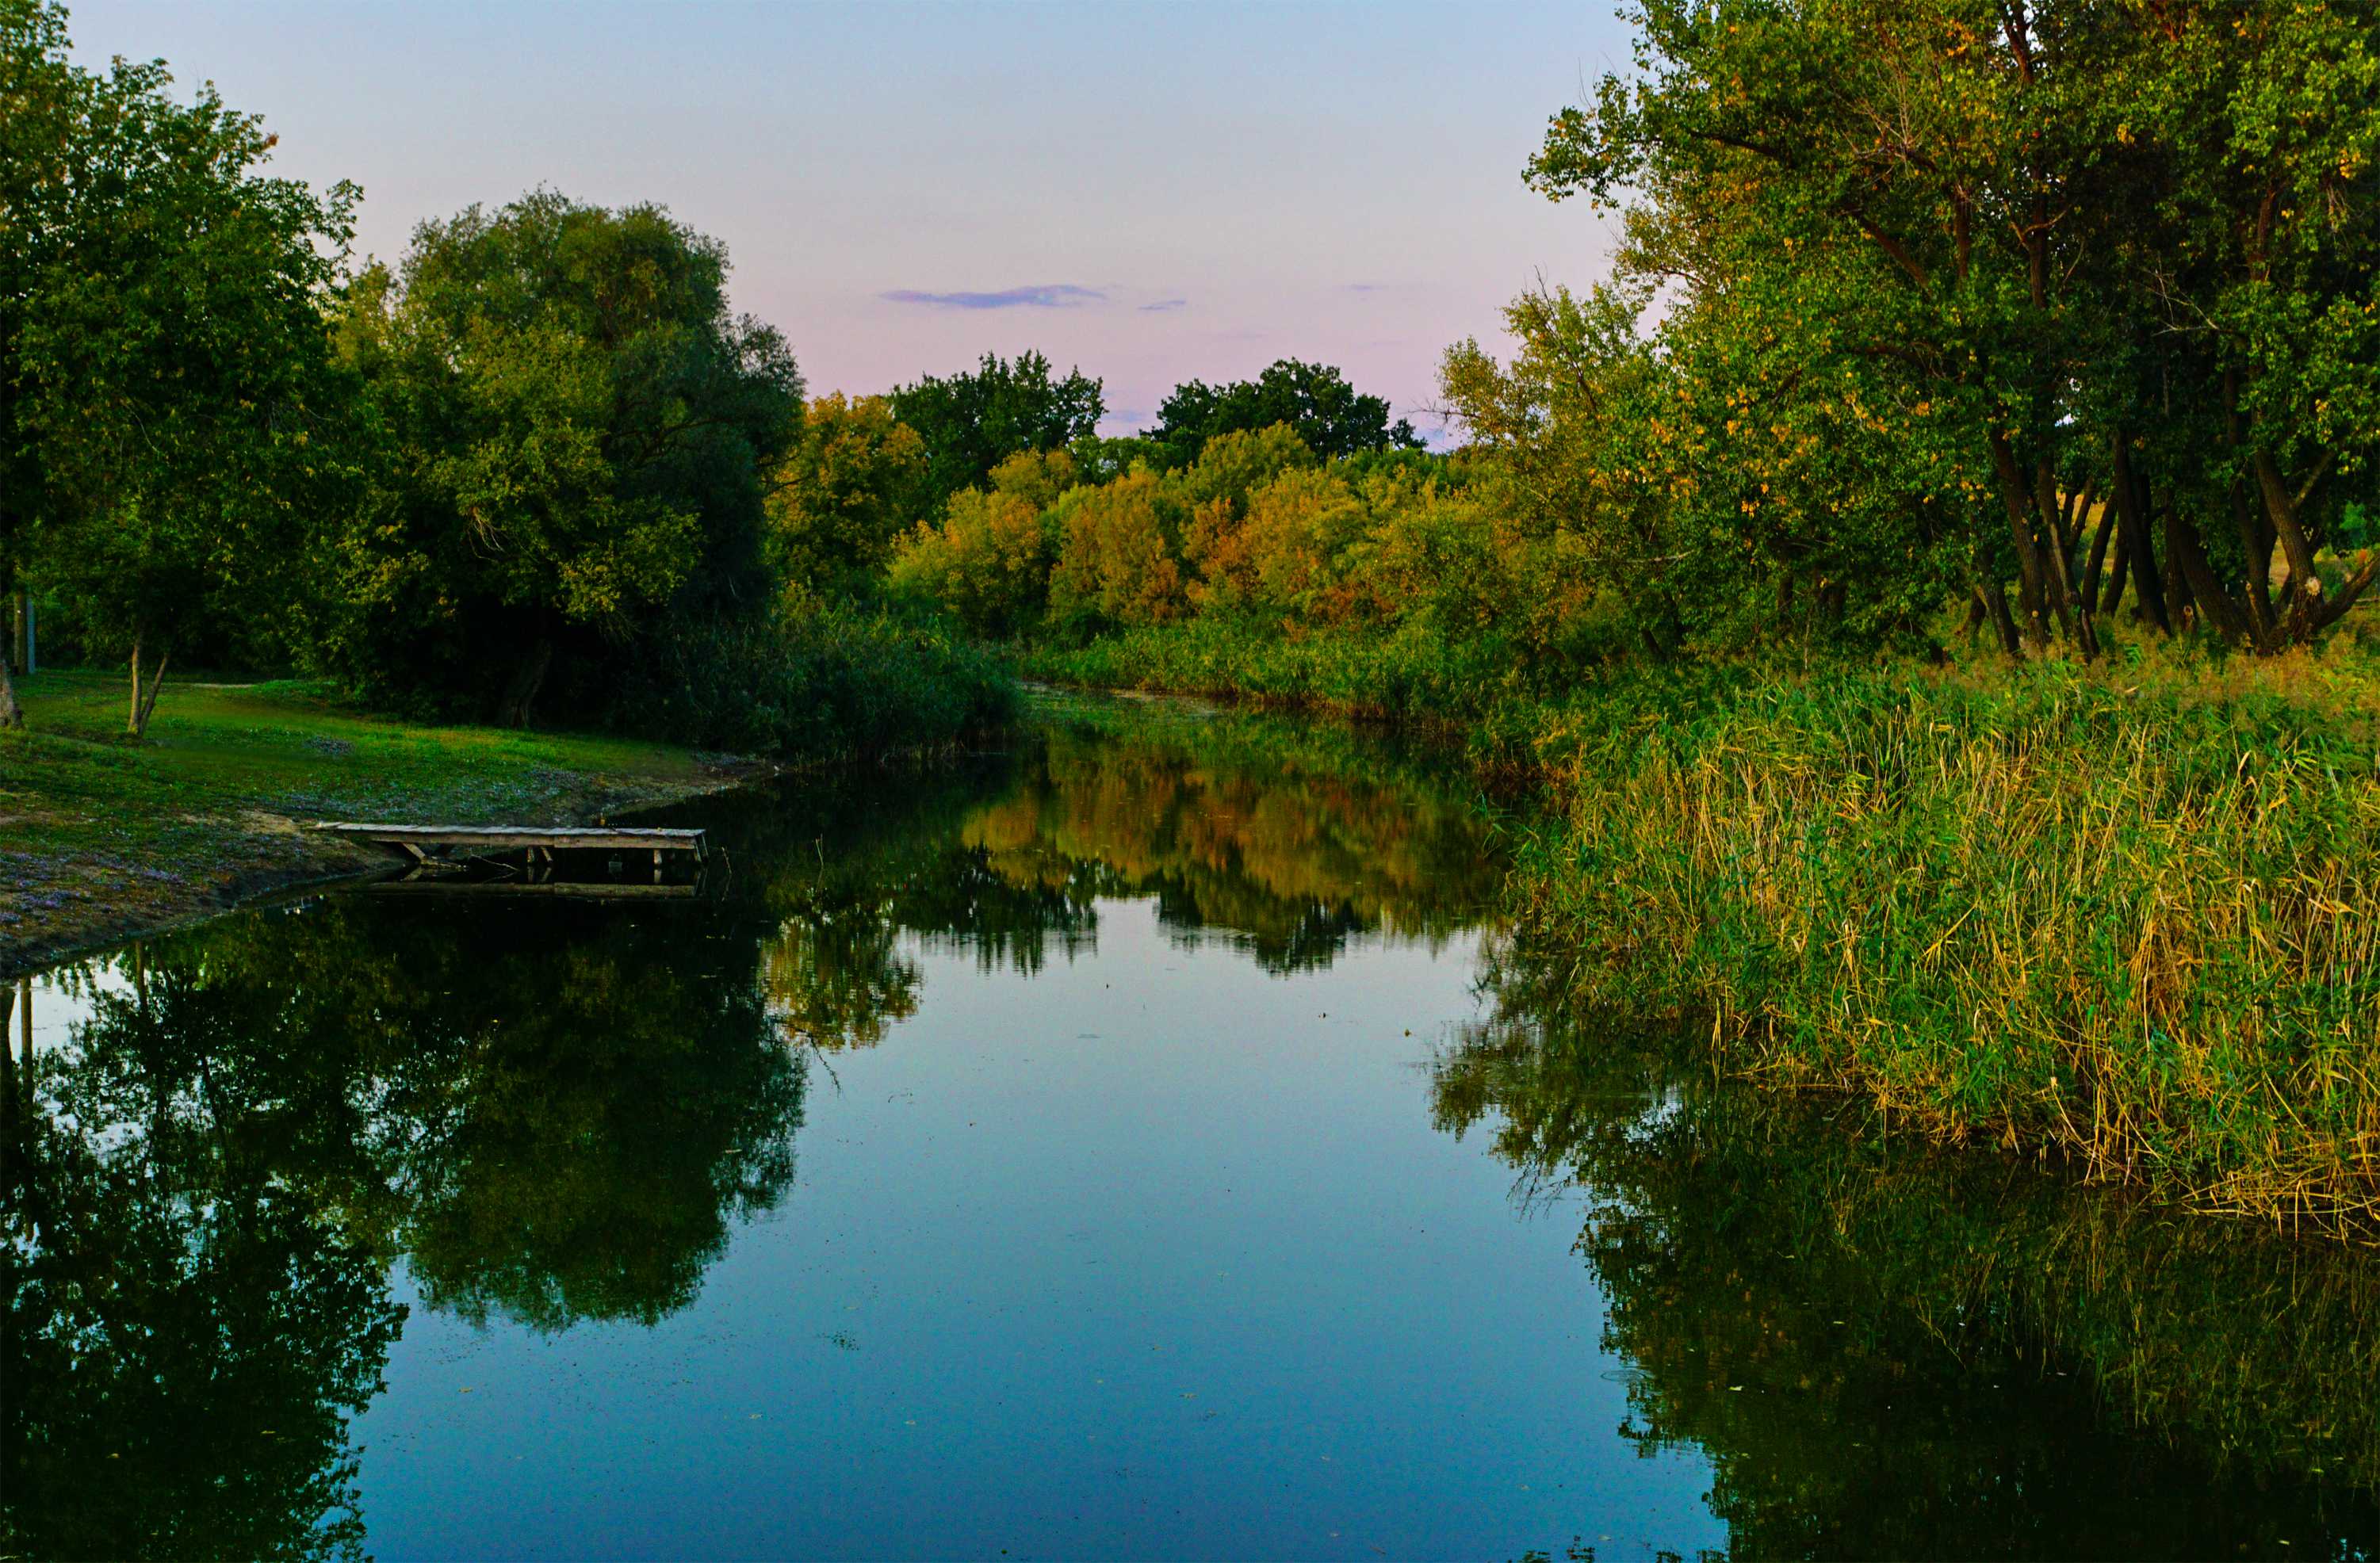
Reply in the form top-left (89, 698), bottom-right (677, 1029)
top-left (0, 0), bottom-right (358, 734)
top-left (1527, 0), bottom-right (2379, 654)
top-left (316, 192), bottom-right (802, 725)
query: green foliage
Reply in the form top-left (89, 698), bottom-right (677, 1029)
top-left (886, 449), bottom-right (1085, 636)
top-left (1027, 616), bottom-right (1529, 723)
top-left (1047, 471), bottom-right (1192, 630)
top-left (1525, 0), bottom-right (2380, 653)
top-left (1, 0), bottom-right (359, 724)
top-left (886, 350), bottom-right (1104, 508)
top-left (313, 192), bottom-right (804, 728)
top-left (1147, 357), bottom-right (1422, 465)
top-left (618, 599), bottom-right (1016, 761)
top-left (765, 392), bottom-right (929, 598)
top-left (1173, 423), bottom-right (1317, 509)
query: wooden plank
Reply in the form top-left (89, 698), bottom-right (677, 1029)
top-left (314, 822), bottom-right (704, 855)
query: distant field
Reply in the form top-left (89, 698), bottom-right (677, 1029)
top-left (0, 670), bottom-right (747, 972)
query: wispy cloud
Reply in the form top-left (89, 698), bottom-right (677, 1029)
top-left (1340, 282), bottom-right (1387, 294)
top-left (881, 283), bottom-right (1106, 310)
top-left (1138, 298), bottom-right (1188, 312)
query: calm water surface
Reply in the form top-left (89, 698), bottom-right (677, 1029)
top-left (6, 703), bottom-right (2378, 1560)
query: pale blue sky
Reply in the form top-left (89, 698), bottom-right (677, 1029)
top-left (67, 2), bottom-right (1631, 436)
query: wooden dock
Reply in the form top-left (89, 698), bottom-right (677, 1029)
top-left (314, 822), bottom-right (706, 867)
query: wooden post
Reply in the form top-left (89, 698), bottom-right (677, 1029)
top-left (653, 848), bottom-right (664, 885)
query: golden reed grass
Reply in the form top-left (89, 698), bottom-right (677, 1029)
top-left (1511, 651), bottom-right (2380, 1233)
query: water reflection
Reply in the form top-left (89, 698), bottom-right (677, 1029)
top-left (725, 712), bottom-right (1505, 1049)
top-left (9, 707), bottom-right (2378, 1558)
top-left (1435, 952), bottom-right (2380, 1557)
top-left (2, 711), bottom-right (1501, 1557)
top-left (3, 900), bottom-right (806, 1559)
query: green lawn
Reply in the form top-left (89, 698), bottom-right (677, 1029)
top-left (1, 669), bottom-right (752, 973)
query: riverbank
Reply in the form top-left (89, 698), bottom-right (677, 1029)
top-left (0, 671), bottom-right (768, 976)
top-left (1033, 623), bottom-right (2380, 1231)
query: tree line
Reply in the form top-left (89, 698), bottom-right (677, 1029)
top-left (8, 0), bottom-right (2372, 752)
top-left (762, 0), bottom-right (2380, 686)
top-left (0, 1), bottom-right (1437, 744)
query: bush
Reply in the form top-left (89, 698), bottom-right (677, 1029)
top-left (620, 602), bottom-right (1016, 761)
top-left (1047, 472), bottom-right (1189, 631)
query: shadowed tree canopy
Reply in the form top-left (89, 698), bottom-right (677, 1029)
top-left (313, 191), bottom-right (802, 727)
top-left (885, 350), bottom-right (1104, 509)
top-left (1147, 359), bottom-right (1423, 467)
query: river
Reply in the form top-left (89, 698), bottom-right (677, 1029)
top-left (6, 698), bottom-right (2376, 1559)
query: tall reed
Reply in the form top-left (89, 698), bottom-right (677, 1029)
top-left (1507, 653), bottom-right (2380, 1229)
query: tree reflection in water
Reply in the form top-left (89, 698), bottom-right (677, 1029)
top-left (1433, 947), bottom-right (2380, 1558)
top-left (733, 713), bottom-right (1506, 1057)
top-left (3, 899), bottom-right (805, 1558)
top-left (13, 711), bottom-right (2380, 1556)
top-left (2, 709), bottom-right (1503, 1557)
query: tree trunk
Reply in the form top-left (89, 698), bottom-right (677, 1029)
top-left (2080, 494), bottom-right (2118, 610)
top-left (2157, 499), bottom-right (2190, 633)
top-left (1984, 439), bottom-right (2048, 641)
top-left (2109, 439), bottom-right (2171, 635)
top-left (2252, 449), bottom-right (2340, 642)
top-left (0, 980), bottom-right (14, 1133)
top-left (127, 638), bottom-right (170, 739)
top-left (2100, 545), bottom-right (2129, 620)
top-left (1985, 430), bottom-right (2057, 648)
top-left (2311, 551), bottom-right (2380, 633)
top-left (2034, 460), bottom-right (2099, 657)
top-left (496, 637), bottom-right (555, 728)
top-left (1981, 576), bottom-right (2022, 659)
top-left (0, 655), bottom-right (19, 730)
top-left (2165, 504), bottom-right (2252, 644)
top-left (2229, 479), bottom-right (2279, 649)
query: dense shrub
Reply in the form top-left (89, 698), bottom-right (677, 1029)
top-left (621, 602), bottom-right (1016, 761)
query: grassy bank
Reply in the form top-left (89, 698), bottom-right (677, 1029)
top-left (1503, 651), bottom-right (2380, 1229)
top-left (1035, 617), bottom-right (2380, 1229)
top-left (0, 671), bottom-right (757, 974)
